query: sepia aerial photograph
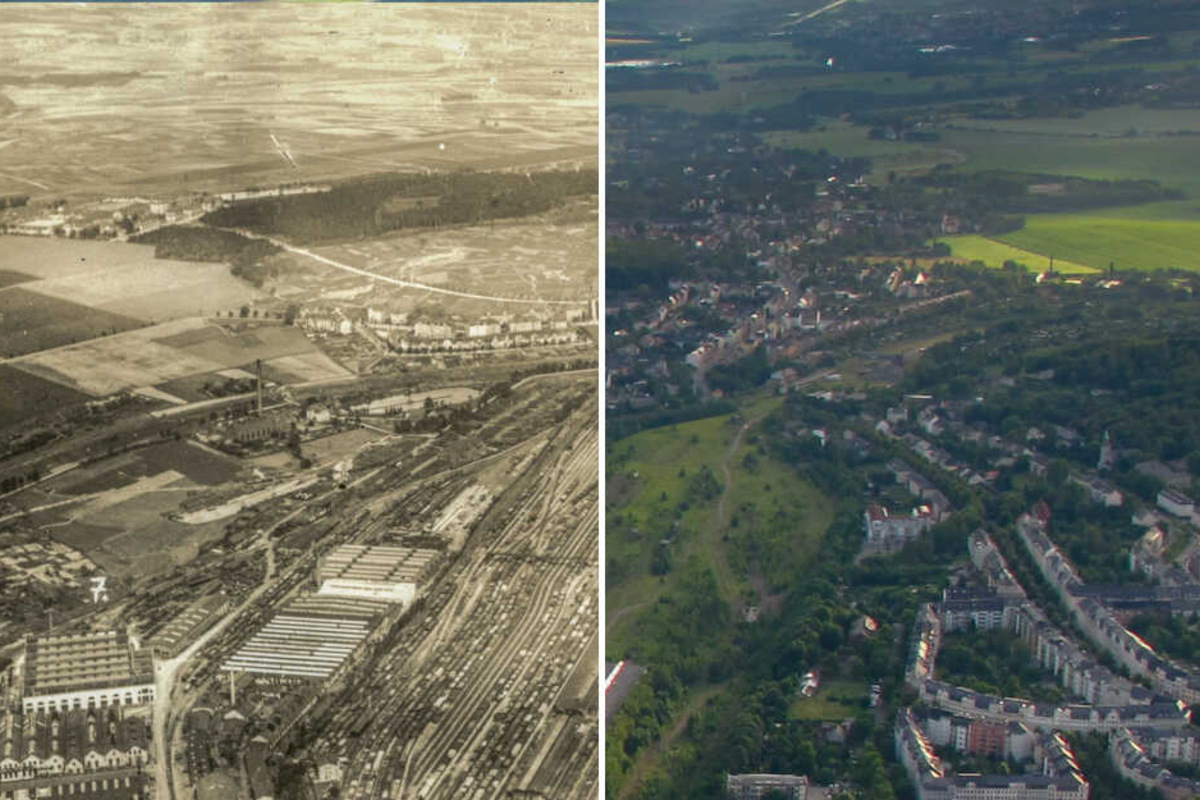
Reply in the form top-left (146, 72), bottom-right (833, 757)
top-left (605, 1), bottom-right (1200, 799)
top-left (0, 4), bottom-right (599, 800)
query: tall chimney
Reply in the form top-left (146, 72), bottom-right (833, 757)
top-left (256, 359), bottom-right (263, 415)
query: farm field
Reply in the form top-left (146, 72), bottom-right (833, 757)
top-left (0, 270), bottom-right (34, 288)
top-left (48, 491), bottom-right (228, 579)
top-left (0, 236), bottom-right (263, 322)
top-left (937, 236), bottom-right (1097, 274)
top-left (0, 5), bottom-right (597, 198)
top-left (21, 440), bottom-right (243, 577)
top-left (945, 105), bottom-right (1200, 139)
top-left (0, 288), bottom-right (145, 358)
top-left (997, 215), bottom-right (1200, 273)
top-left (264, 351), bottom-right (353, 384)
top-left (0, 365), bottom-right (89, 430)
top-left (155, 323), bottom-right (313, 366)
top-left (765, 121), bottom-right (962, 182)
top-left (9, 317), bottom-right (349, 396)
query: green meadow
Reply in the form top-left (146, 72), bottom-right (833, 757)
top-left (789, 679), bottom-right (869, 722)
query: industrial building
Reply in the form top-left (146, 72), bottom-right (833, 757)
top-left (21, 630), bottom-right (154, 715)
top-left (219, 595), bottom-right (386, 682)
top-left (149, 595), bottom-right (231, 659)
top-left (316, 544), bottom-right (438, 605)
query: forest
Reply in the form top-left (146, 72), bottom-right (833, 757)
top-left (201, 169), bottom-right (597, 245)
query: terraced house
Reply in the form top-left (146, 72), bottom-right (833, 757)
top-left (0, 707), bottom-right (150, 800)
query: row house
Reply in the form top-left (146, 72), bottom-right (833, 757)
top-left (0, 709), bottom-right (149, 784)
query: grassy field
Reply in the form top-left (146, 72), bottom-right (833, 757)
top-left (607, 394), bottom-right (835, 657)
top-left (790, 679), bottom-right (868, 722)
top-left (0, 288), bottom-right (145, 358)
top-left (765, 121), bottom-right (962, 182)
top-left (938, 235), bottom-right (1098, 274)
top-left (46, 442), bottom-right (239, 495)
top-left (11, 317), bottom-right (348, 396)
top-left (606, 413), bottom-right (736, 640)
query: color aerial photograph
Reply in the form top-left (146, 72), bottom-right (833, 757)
top-left (605, 1), bottom-right (1200, 799)
top-left (0, 4), bottom-right (599, 800)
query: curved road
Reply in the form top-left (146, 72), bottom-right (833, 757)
top-left (216, 226), bottom-right (593, 308)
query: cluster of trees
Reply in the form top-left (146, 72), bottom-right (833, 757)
top-left (203, 169), bottom-right (597, 245)
top-left (913, 170), bottom-right (1182, 214)
top-left (0, 194), bottom-right (29, 210)
top-left (132, 226), bottom-right (282, 287)
top-left (707, 346), bottom-right (772, 395)
top-left (0, 465), bottom-right (40, 494)
top-left (1128, 612), bottom-right (1200, 670)
top-left (937, 628), bottom-right (1066, 703)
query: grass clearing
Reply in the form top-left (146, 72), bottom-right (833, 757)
top-left (790, 679), bottom-right (868, 721)
top-left (722, 437), bottom-right (834, 594)
top-left (938, 235), bottom-right (1097, 274)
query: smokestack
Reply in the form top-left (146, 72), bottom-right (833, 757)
top-left (256, 359), bottom-right (263, 415)
top-left (230, 669), bottom-right (237, 706)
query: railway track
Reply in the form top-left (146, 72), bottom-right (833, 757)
top-left (307, 404), bottom-right (598, 800)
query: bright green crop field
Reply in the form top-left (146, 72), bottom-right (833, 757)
top-left (997, 215), bottom-right (1200, 273)
top-left (938, 235), bottom-right (1097, 274)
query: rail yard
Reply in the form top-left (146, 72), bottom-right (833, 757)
top-left (151, 379), bottom-right (599, 800)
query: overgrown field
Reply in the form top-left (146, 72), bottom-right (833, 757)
top-left (606, 403), bottom-right (835, 659)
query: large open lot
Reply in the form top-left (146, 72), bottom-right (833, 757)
top-left (0, 237), bottom-right (264, 321)
top-left (311, 205), bottom-right (598, 305)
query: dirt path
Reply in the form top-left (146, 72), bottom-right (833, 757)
top-left (617, 685), bottom-right (725, 800)
top-left (606, 601), bottom-right (650, 636)
top-left (612, 408), bottom-right (779, 800)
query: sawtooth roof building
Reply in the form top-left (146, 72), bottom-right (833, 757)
top-left (315, 544), bottom-right (439, 606)
top-left (220, 594), bottom-right (388, 683)
top-left (20, 631), bottom-right (154, 715)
